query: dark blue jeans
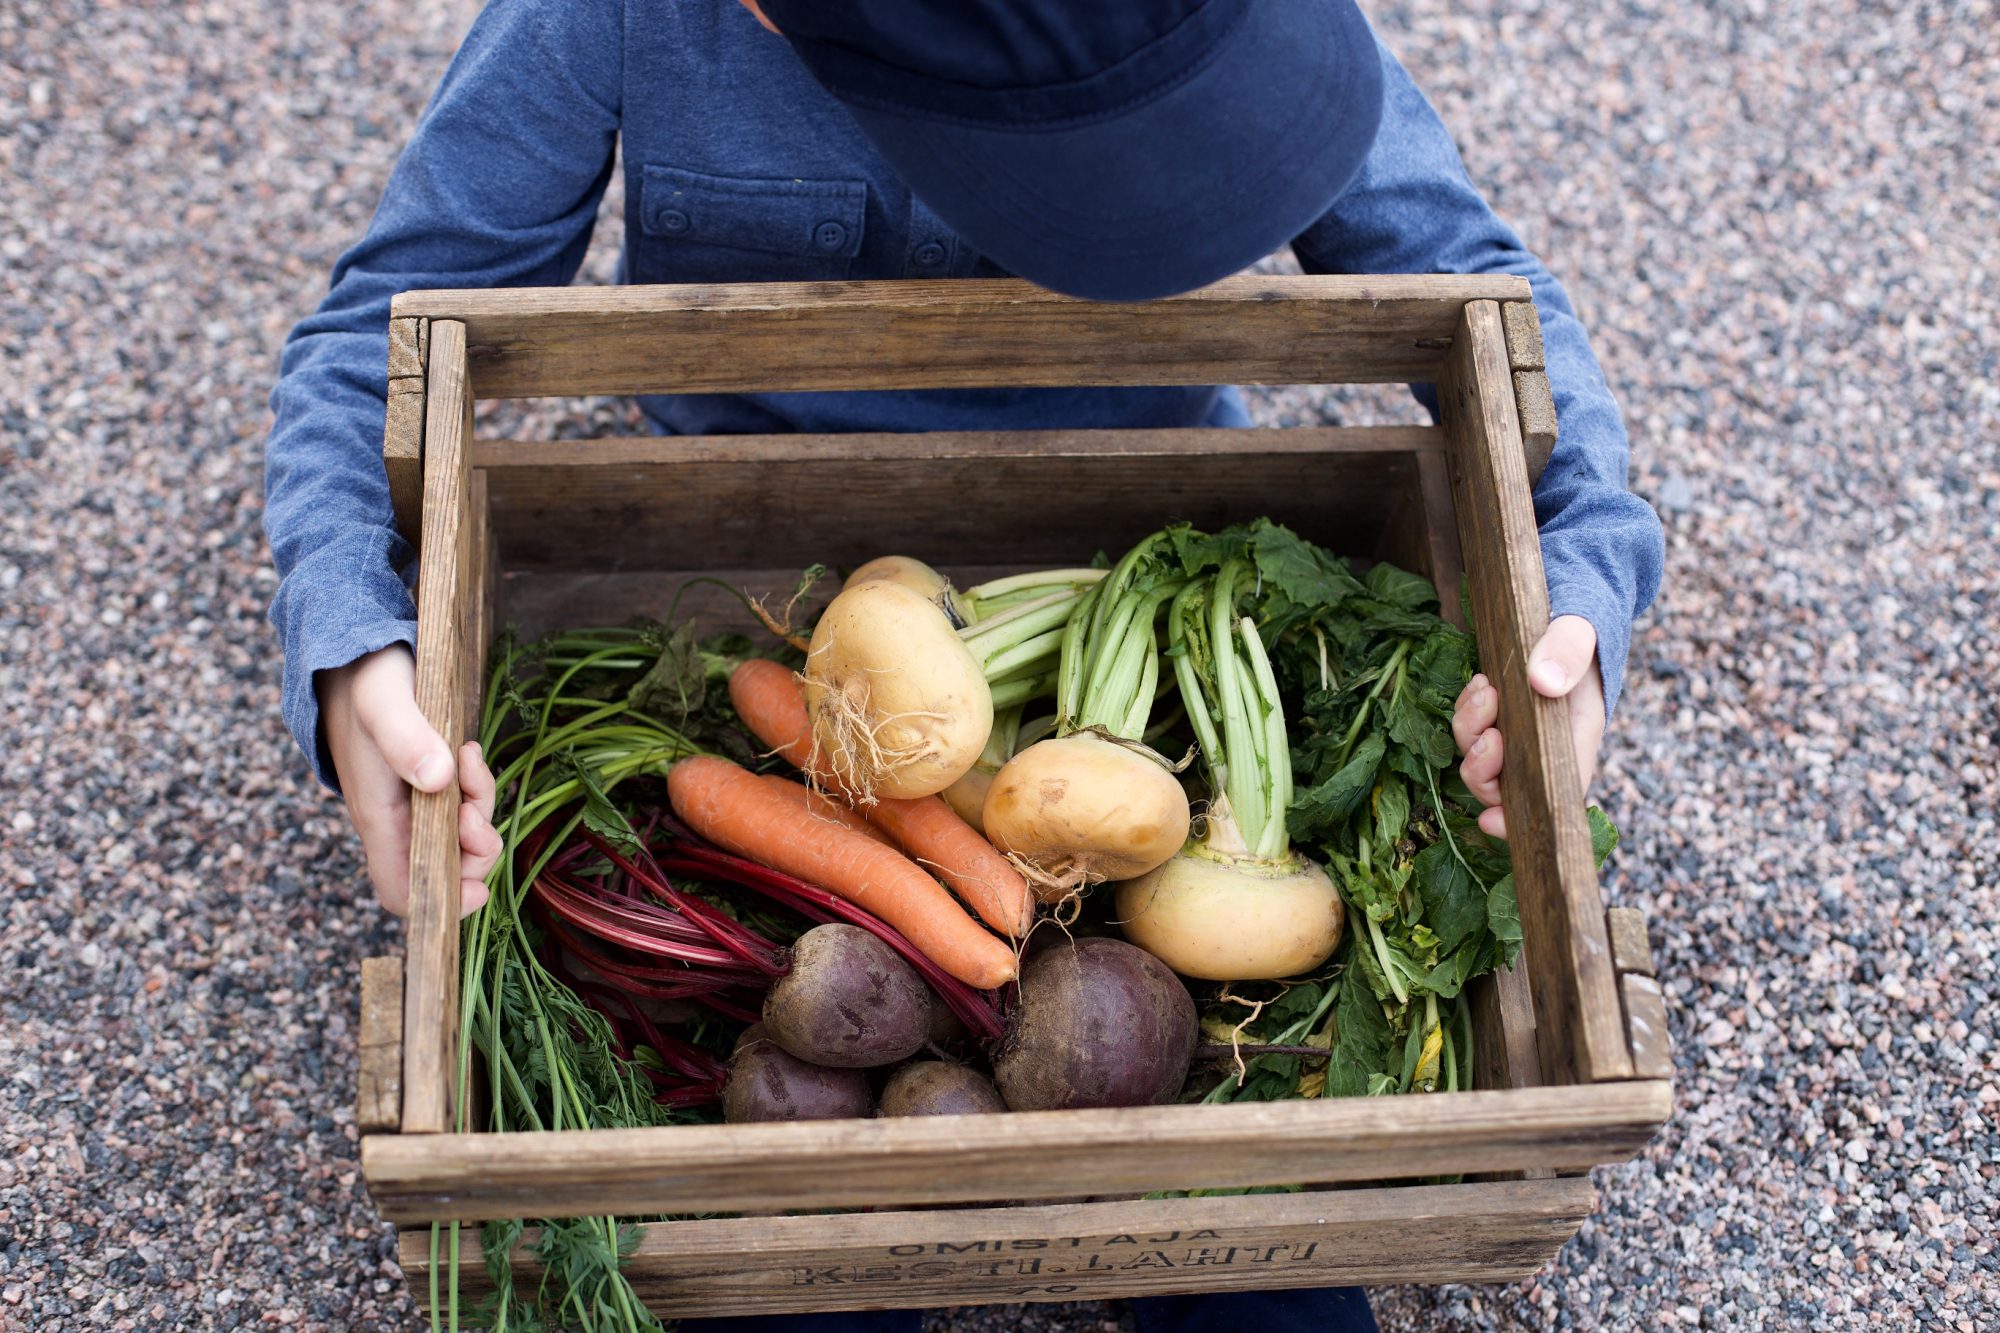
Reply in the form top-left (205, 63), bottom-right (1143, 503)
top-left (678, 1287), bottom-right (1379, 1332)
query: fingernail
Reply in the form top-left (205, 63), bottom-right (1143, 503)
top-left (415, 753), bottom-right (453, 789)
top-left (1472, 733), bottom-right (1489, 756)
top-left (1532, 660), bottom-right (1570, 693)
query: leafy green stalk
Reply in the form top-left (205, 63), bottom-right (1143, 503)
top-left (1053, 534), bottom-right (1186, 739)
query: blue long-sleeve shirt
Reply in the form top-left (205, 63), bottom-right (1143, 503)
top-left (266, 0), bottom-right (1664, 789)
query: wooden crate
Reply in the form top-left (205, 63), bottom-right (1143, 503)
top-left (357, 275), bottom-right (1672, 1316)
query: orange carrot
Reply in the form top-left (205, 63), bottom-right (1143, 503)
top-left (755, 773), bottom-right (895, 848)
top-left (729, 659), bottom-right (1034, 937)
top-left (729, 658), bottom-right (819, 771)
top-left (668, 755), bottom-right (1018, 989)
top-left (860, 798), bottom-right (1033, 938)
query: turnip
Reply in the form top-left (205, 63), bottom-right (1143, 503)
top-left (879, 1061), bottom-right (1007, 1117)
top-left (982, 535), bottom-right (1192, 893)
top-left (1115, 559), bottom-right (1343, 980)
top-left (982, 734), bottom-right (1190, 900)
top-left (994, 937), bottom-right (1197, 1110)
top-left (723, 1024), bottom-right (875, 1122)
top-left (1117, 842), bottom-right (1341, 981)
top-left (803, 565), bottom-right (1104, 803)
top-left (845, 555), bottom-right (970, 627)
top-left (760, 923), bottom-right (933, 1068)
top-left (802, 579), bottom-right (993, 801)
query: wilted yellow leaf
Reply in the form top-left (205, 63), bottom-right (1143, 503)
top-left (1413, 1022), bottom-right (1443, 1090)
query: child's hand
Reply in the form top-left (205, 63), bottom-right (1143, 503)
top-left (319, 645), bottom-right (500, 917)
top-left (1450, 615), bottom-right (1604, 840)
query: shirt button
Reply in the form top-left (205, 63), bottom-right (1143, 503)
top-left (914, 242), bottom-right (946, 267)
top-left (657, 209), bottom-right (689, 234)
top-left (814, 221), bottom-right (849, 251)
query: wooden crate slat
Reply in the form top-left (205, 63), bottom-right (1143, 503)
top-left (472, 427), bottom-right (1436, 575)
top-left (384, 315), bottom-right (428, 545)
top-left (401, 318), bottom-right (473, 1136)
top-left (357, 957), bottom-right (404, 1135)
top-left (469, 423), bottom-right (1442, 468)
top-left (1513, 369), bottom-right (1559, 485)
top-left (389, 274), bottom-right (1533, 398)
top-left (1416, 448), bottom-right (1467, 629)
top-left (1437, 300), bottom-right (1632, 1085)
top-left (401, 1177), bottom-right (1597, 1316)
top-left (360, 1082), bottom-right (1670, 1223)
top-left (1468, 961), bottom-right (1540, 1097)
top-left (1500, 301), bottom-right (1546, 371)
top-left (461, 471), bottom-right (493, 745)
top-left (1606, 906), bottom-right (1655, 977)
top-left (1618, 974), bottom-right (1675, 1082)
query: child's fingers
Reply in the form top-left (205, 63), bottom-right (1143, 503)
top-left (1460, 726), bottom-right (1504, 808)
top-left (1452, 676), bottom-right (1497, 755)
top-left (457, 802), bottom-right (501, 918)
top-left (460, 741), bottom-right (496, 824)
top-left (1477, 805), bottom-right (1508, 840)
top-left (1528, 616), bottom-right (1598, 699)
top-left (459, 801), bottom-right (503, 878)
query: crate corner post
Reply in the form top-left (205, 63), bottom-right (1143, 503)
top-left (401, 318), bottom-right (474, 1135)
top-left (1436, 298), bottom-right (1633, 1089)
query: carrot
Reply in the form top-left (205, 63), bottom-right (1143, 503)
top-left (754, 773), bottom-right (895, 848)
top-left (667, 755), bottom-right (1018, 989)
top-left (729, 658), bottom-right (819, 771)
top-left (859, 798), bottom-right (1033, 939)
top-left (729, 659), bottom-right (1035, 937)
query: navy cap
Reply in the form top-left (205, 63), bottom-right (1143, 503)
top-left (756, 0), bottom-right (1385, 301)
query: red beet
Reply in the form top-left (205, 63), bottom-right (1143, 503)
top-left (879, 1061), bottom-right (1007, 1117)
top-left (993, 937), bottom-right (1197, 1111)
top-left (722, 1023), bottom-right (874, 1122)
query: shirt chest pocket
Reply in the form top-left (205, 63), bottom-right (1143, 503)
top-left (633, 163), bottom-right (867, 283)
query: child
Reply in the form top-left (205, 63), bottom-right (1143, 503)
top-left (267, 4), bottom-right (1664, 1328)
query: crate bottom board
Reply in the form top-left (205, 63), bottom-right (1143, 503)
top-left (402, 1177), bottom-right (1595, 1317)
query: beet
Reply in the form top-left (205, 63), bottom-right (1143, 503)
top-left (993, 937), bottom-right (1197, 1111)
top-left (879, 1061), bottom-right (1007, 1117)
top-left (722, 1023), bottom-right (874, 1122)
top-left (762, 923), bottom-right (933, 1068)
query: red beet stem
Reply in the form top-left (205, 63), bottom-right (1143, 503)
top-left (580, 830), bottom-right (788, 978)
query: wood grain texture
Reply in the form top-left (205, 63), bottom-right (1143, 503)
top-left (360, 1081), bottom-right (1670, 1223)
top-left (1417, 448), bottom-right (1467, 630)
top-left (1438, 300), bottom-right (1631, 1086)
top-left (1469, 962), bottom-right (1541, 1095)
top-left (1464, 961), bottom-right (1554, 1184)
top-left (1501, 301), bottom-right (1546, 371)
top-left (401, 1178), bottom-right (1598, 1314)
top-left (1619, 975), bottom-right (1675, 1081)
top-left (357, 957), bottom-right (403, 1135)
top-left (401, 319), bottom-right (472, 1135)
top-left (1513, 369), bottom-right (1559, 486)
top-left (383, 316), bottom-right (428, 545)
top-left (470, 428), bottom-right (1436, 574)
top-left (461, 470), bottom-right (492, 745)
top-left (388, 275), bottom-right (1533, 398)
top-left (1606, 906), bottom-right (1655, 977)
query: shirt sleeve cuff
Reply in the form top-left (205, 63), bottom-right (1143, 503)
top-left (268, 527), bottom-right (420, 792)
top-left (1545, 574), bottom-right (1636, 721)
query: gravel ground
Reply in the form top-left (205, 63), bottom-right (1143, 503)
top-left (3, 0), bottom-right (1996, 1329)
